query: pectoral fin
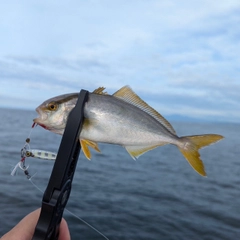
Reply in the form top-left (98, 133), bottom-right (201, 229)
top-left (125, 143), bottom-right (166, 160)
top-left (80, 139), bottom-right (101, 160)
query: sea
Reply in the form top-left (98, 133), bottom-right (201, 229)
top-left (0, 107), bottom-right (239, 240)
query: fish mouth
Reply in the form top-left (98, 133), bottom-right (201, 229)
top-left (33, 107), bottom-right (48, 129)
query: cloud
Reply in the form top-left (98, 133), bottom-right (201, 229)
top-left (0, 1), bottom-right (239, 122)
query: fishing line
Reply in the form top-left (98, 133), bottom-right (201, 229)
top-left (28, 177), bottom-right (109, 240)
top-left (65, 208), bottom-right (110, 240)
top-left (25, 122), bottom-right (36, 143)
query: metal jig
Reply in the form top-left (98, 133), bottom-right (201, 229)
top-left (11, 124), bottom-right (57, 179)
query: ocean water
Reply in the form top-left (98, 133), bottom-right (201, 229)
top-left (0, 108), bottom-right (239, 240)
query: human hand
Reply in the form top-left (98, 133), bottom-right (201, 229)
top-left (1, 209), bottom-right (70, 240)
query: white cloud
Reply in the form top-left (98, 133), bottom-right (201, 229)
top-left (0, 1), bottom-right (239, 122)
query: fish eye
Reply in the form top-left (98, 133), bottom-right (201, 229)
top-left (47, 102), bottom-right (58, 111)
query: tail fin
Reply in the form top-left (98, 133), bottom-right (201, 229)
top-left (178, 134), bottom-right (223, 176)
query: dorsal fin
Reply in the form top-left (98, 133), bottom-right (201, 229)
top-left (113, 86), bottom-right (176, 134)
top-left (92, 87), bottom-right (108, 95)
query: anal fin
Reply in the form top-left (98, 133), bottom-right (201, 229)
top-left (125, 143), bottom-right (166, 160)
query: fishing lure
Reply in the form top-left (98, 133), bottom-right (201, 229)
top-left (11, 124), bottom-right (57, 179)
top-left (25, 149), bottom-right (57, 160)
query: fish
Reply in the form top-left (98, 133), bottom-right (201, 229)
top-left (33, 86), bottom-right (224, 176)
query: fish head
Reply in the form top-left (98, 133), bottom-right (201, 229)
top-left (33, 93), bottom-right (78, 134)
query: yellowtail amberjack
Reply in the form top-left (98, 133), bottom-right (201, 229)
top-left (33, 86), bottom-right (223, 176)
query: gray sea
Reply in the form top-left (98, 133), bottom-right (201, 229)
top-left (0, 108), bottom-right (239, 240)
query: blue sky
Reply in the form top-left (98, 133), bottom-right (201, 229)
top-left (0, 1), bottom-right (239, 122)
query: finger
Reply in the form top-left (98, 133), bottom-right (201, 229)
top-left (1, 209), bottom-right (41, 240)
top-left (59, 218), bottom-right (71, 240)
top-left (1, 209), bottom-right (71, 240)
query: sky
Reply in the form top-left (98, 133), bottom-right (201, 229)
top-left (0, 0), bottom-right (239, 122)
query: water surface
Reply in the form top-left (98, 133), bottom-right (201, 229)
top-left (0, 108), bottom-right (239, 239)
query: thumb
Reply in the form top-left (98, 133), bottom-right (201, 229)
top-left (1, 209), bottom-right (71, 240)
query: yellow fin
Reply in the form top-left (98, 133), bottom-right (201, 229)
top-left (80, 139), bottom-right (101, 160)
top-left (80, 139), bottom-right (91, 160)
top-left (125, 143), bottom-right (167, 160)
top-left (84, 139), bottom-right (101, 152)
top-left (178, 134), bottom-right (224, 176)
top-left (113, 86), bottom-right (176, 134)
top-left (92, 87), bottom-right (108, 95)
top-left (83, 118), bottom-right (99, 131)
top-left (83, 118), bottom-right (91, 130)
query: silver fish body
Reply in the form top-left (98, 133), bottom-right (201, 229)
top-left (82, 93), bottom-right (178, 146)
top-left (34, 86), bottom-right (223, 176)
